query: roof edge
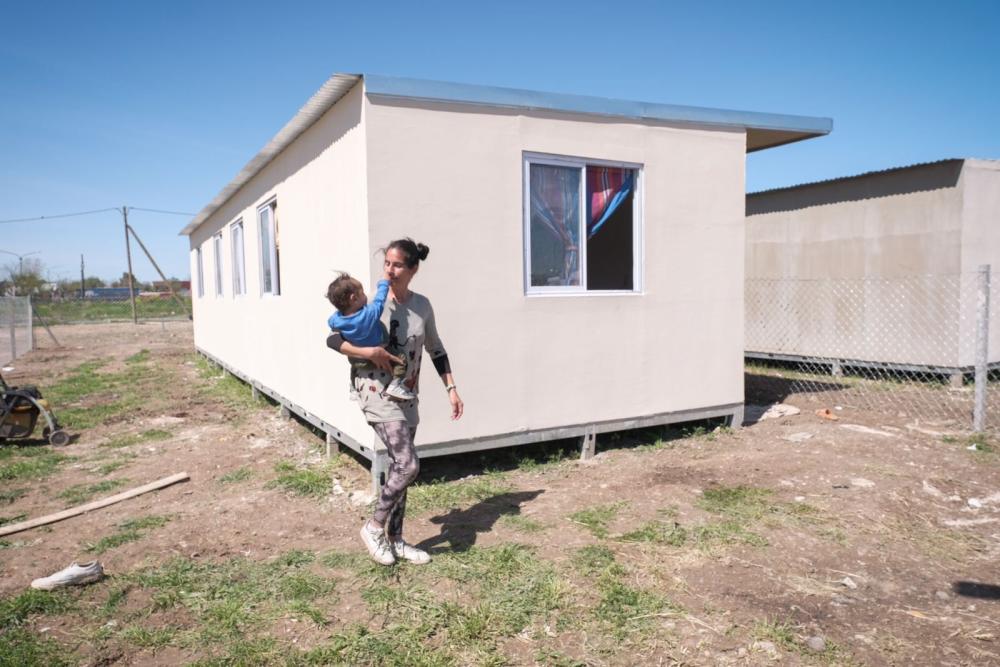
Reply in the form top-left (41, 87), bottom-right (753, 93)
top-left (363, 73), bottom-right (832, 140)
top-left (180, 73), bottom-right (362, 236)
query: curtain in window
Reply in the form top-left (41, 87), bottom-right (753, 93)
top-left (530, 164), bottom-right (580, 284)
top-left (587, 167), bottom-right (634, 239)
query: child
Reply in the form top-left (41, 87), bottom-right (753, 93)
top-left (326, 271), bottom-right (414, 402)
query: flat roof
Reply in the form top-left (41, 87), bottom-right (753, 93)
top-left (183, 73), bottom-right (832, 235)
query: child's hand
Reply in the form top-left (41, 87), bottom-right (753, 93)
top-left (382, 268), bottom-right (392, 282)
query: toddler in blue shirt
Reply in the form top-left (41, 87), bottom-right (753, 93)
top-left (327, 271), bottom-right (413, 402)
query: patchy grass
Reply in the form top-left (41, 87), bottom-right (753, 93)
top-left (85, 514), bottom-right (171, 554)
top-left (99, 429), bottom-right (171, 449)
top-left (572, 545), bottom-right (681, 641)
top-left (219, 467), bottom-right (253, 484)
top-left (0, 487), bottom-right (28, 504)
top-left (0, 589), bottom-right (75, 666)
top-left (268, 460), bottom-right (337, 498)
top-left (499, 514), bottom-right (546, 533)
top-left (194, 356), bottom-right (261, 412)
top-left (125, 349), bottom-right (150, 365)
top-left (57, 478), bottom-right (129, 506)
top-left (752, 618), bottom-right (852, 664)
top-left (407, 470), bottom-right (513, 515)
top-left (45, 357), bottom-right (172, 430)
top-left (0, 445), bottom-right (71, 481)
top-left (0, 513), bottom-right (27, 527)
top-left (128, 551), bottom-right (334, 651)
top-left (93, 454), bottom-right (136, 476)
top-left (568, 502), bottom-right (627, 538)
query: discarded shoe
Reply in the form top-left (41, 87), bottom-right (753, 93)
top-left (31, 561), bottom-right (104, 590)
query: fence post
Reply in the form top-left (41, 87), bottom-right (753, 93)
top-left (26, 296), bottom-right (34, 353)
top-left (973, 264), bottom-right (991, 432)
top-left (7, 298), bottom-right (16, 362)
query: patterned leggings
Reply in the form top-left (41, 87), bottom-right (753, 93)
top-left (371, 421), bottom-right (419, 538)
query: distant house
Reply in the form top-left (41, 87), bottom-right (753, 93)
top-left (182, 73), bottom-right (830, 487)
top-left (746, 158), bottom-right (1000, 373)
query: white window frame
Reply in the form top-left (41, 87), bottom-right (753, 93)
top-left (195, 246), bottom-right (204, 298)
top-left (212, 232), bottom-right (224, 297)
top-left (257, 198), bottom-right (280, 296)
top-left (523, 152), bottom-right (643, 296)
top-left (230, 219), bottom-right (246, 297)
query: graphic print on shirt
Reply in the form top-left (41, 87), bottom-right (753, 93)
top-left (389, 319), bottom-right (420, 392)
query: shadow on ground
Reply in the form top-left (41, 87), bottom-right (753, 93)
top-left (418, 490), bottom-right (545, 553)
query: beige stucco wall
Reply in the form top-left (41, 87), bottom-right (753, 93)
top-left (189, 82), bottom-right (374, 448)
top-left (364, 98), bottom-right (746, 446)
top-left (959, 160), bottom-right (1000, 364)
top-left (746, 160), bottom-right (1000, 368)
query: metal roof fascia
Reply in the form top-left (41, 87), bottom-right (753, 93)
top-left (362, 73), bottom-right (832, 139)
top-left (180, 73), bottom-right (362, 236)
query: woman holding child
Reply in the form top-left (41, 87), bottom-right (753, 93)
top-left (326, 238), bottom-right (463, 566)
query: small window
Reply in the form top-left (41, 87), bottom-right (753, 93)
top-left (212, 232), bottom-right (224, 297)
top-left (231, 220), bottom-right (246, 296)
top-left (196, 247), bottom-right (204, 298)
top-left (524, 154), bottom-right (640, 293)
top-left (258, 200), bottom-right (280, 295)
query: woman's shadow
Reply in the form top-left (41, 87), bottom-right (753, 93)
top-left (417, 490), bottom-right (544, 554)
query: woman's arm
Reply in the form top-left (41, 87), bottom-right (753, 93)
top-left (326, 332), bottom-right (402, 372)
top-left (440, 371), bottom-right (464, 421)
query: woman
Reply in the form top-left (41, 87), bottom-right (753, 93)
top-left (327, 238), bottom-right (464, 565)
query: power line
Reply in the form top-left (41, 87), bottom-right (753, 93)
top-left (129, 206), bottom-right (194, 217)
top-left (0, 207), bottom-right (119, 225)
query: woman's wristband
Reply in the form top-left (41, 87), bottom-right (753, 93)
top-left (445, 383), bottom-right (457, 392)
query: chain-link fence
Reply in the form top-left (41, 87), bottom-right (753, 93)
top-left (31, 293), bottom-right (191, 325)
top-left (745, 266), bottom-right (1000, 432)
top-left (1, 297), bottom-right (33, 365)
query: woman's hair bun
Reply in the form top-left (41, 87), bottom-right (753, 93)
top-left (416, 243), bottom-right (430, 261)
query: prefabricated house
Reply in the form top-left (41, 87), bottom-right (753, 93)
top-left (182, 73), bottom-right (831, 487)
top-left (746, 158), bottom-right (1000, 377)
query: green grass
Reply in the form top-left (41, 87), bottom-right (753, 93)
top-left (570, 545), bottom-right (681, 640)
top-left (129, 550), bottom-right (335, 650)
top-left (0, 487), bottom-right (28, 504)
top-left (219, 467), bottom-right (253, 484)
top-left (568, 502), bottom-right (627, 538)
top-left (33, 298), bottom-right (191, 324)
top-left (100, 429), bottom-right (171, 449)
top-left (498, 514), bottom-right (546, 533)
top-left (268, 460), bottom-right (336, 498)
top-left (93, 454), bottom-right (136, 476)
top-left (0, 513), bottom-right (27, 527)
top-left (45, 358), bottom-right (172, 431)
top-left (0, 445), bottom-right (71, 481)
top-left (752, 618), bottom-right (852, 664)
top-left (194, 356), bottom-right (262, 412)
top-left (698, 485), bottom-right (774, 519)
top-left (58, 478), bottom-right (129, 506)
top-left (407, 470), bottom-right (513, 515)
top-left (85, 514), bottom-right (171, 554)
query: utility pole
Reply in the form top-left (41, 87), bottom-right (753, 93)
top-left (122, 206), bottom-right (138, 324)
top-left (79, 254), bottom-right (85, 300)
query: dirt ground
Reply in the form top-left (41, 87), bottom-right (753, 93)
top-left (1, 322), bottom-right (999, 666)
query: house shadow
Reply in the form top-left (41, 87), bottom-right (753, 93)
top-left (417, 489), bottom-right (544, 555)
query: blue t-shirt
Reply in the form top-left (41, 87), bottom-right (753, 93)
top-left (327, 280), bottom-right (389, 347)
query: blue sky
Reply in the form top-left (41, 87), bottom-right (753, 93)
top-left (1, 1), bottom-right (997, 282)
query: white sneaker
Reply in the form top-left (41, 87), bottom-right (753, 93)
top-left (384, 378), bottom-right (415, 402)
top-left (31, 561), bottom-right (104, 590)
top-left (359, 522), bottom-right (395, 566)
top-left (391, 540), bottom-right (431, 565)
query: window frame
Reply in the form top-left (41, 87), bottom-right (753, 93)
top-left (230, 219), bottom-right (246, 297)
top-left (212, 231), bottom-right (224, 297)
top-left (195, 246), bottom-right (204, 298)
top-left (257, 198), bottom-right (280, 296)
top-left (522, 152), bottom-right (643, 296)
